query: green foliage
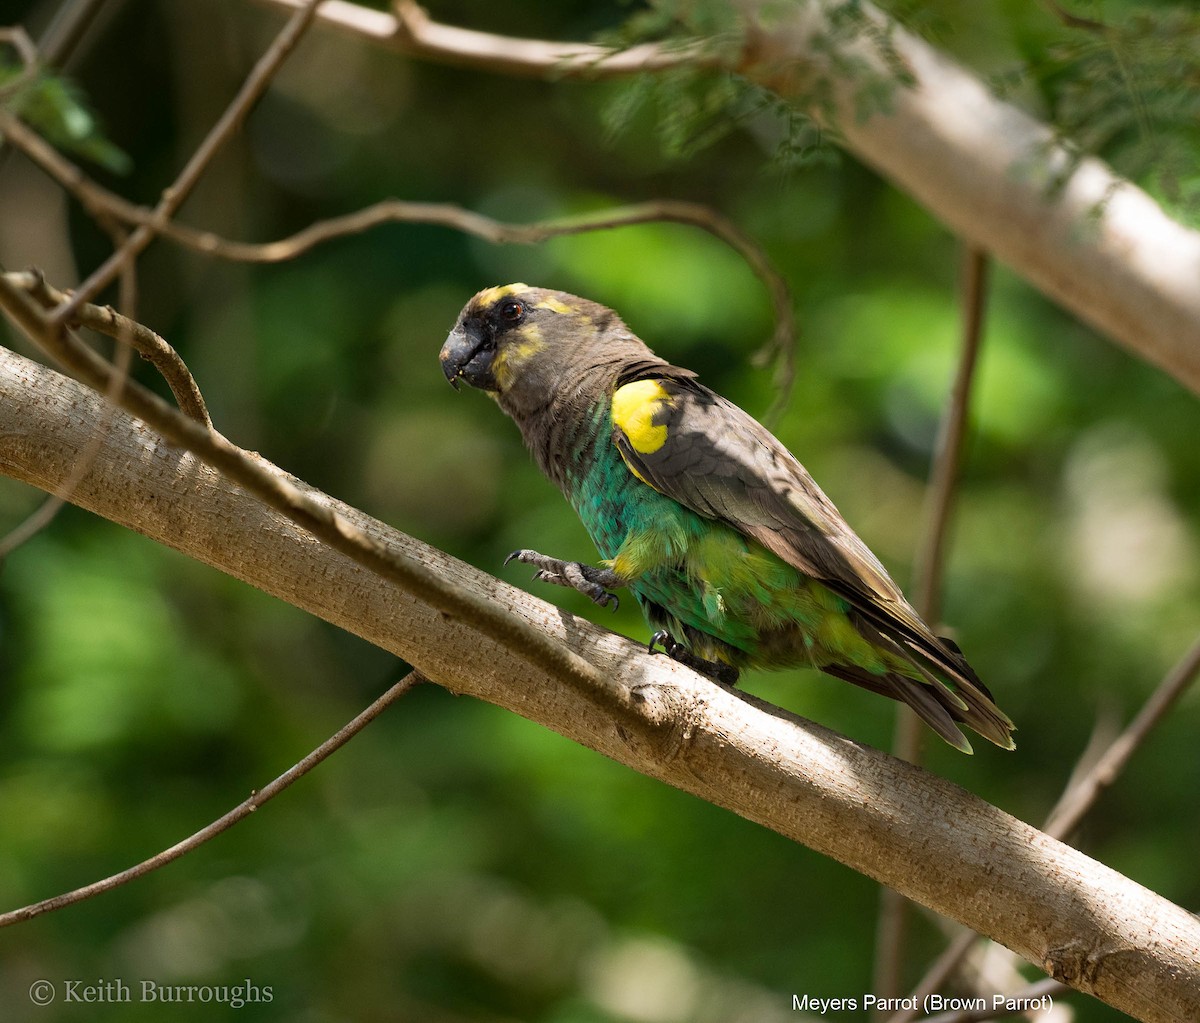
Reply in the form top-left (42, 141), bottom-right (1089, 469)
top-left (885, 0), bottom-right (1200, 216)
top-left (1, 54), bottom-right (131, 174)
top-left (600, 0), bottom-right (1200, 218)
top-left (597, 0), bottom-right (920, 168)
top-left (1031, 5), bottom-right (1200, 212)
top-left (602, 67), bottom-right (837, 170)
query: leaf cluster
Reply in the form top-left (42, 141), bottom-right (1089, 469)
top-left (596, 0), bottom-right (915, 170)
top-left (1, 50), bottom-right (130, 174)
top-left (1030, 4), bottom-right (1200, 214)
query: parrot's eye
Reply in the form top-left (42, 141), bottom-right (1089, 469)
top-left (499, 299), bottom-right (525, 323)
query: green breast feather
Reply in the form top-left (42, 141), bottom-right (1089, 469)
top-left (565, 404), bottom-right (892, 675)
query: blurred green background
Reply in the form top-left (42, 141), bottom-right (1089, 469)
top-left (0, 1), bottom-right (1197, 1020)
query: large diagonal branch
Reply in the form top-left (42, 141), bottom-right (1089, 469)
top-left (1, 343), bottom-right (1198, 1022)
top-left (257, 0), bottom-right (1200, 394)
top-left (734, 0), bottom-right (1200, 395)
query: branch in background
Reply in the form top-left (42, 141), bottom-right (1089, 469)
top-left (889, 631), bottom-right (1200, 1022)
top-left (253, 0), bottom-right (707, 77)
top-left (871, 246), bottom-right (990, 1016)
top-left (1, 341), bottom-right (1198, 1021)
top-left (912, 248), bottom-right (990, 630)
top-left (0, 111), bottom-right (796, 413)
top-left (248, 0), bottom-right (1200, 394)
top-left (0, 670), bottom-right (426, 926)
top-left (50, 0), bottom-right (326, 322)
top-left (33, 0), bottom-right (116, 67)
top-left (0, 26), bottom-right (38, 102)
top-left (8, 269), bottom-right (210, 425)
top-left (1044, 633), bottom-right (1200, 839)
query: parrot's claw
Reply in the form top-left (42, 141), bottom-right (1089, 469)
top-left (648, 630), bottom-right (740, 687)
top-left (505, 549), bottom-right (623, 611)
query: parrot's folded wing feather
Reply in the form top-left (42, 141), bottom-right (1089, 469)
top-left (612, 372), bottom-right (1014, 750)
top-left (611, 372), bottom-right (910, 616)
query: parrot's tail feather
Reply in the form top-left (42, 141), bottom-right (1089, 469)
top-left (918, 639), bottom-right (1017, 751)
top-left (823, 664), bottom-right (974, 753)
top-left (891, 677), bottom-right (976, 754)
top-left (843, 608), bottom-right (1016, 751)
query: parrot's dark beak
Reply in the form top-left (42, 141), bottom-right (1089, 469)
top-left (439, 327), bottom-right (468, 389)
top-left (439, 322), bottom-right (496, 392)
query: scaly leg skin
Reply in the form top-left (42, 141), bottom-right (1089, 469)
top-left (505, 549), bottom-right (624, 611)
top-left (648, 630), bottom-right (740, 687)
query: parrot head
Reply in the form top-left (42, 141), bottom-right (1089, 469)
top-left (440, 283), bottom-right (647, 417)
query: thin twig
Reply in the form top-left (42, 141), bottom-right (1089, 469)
top-left (252, 0), bottom-right (707, 77)
top-left (9, 270), bottom-right (210, 425)
top-left (0, 111), bottom-right (795, 409)
top-left (0, 670), bottom-right (426, 926)
top-left (144, 198), bottom-right (793, 362)
top-left (872, 246), bottom-right (990, 1016)
top-left (49, 0), bottom-right (325, 322)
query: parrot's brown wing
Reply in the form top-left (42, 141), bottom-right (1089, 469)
top-left (612, 372), bottom-right (911, 620)
top-left (611, 372), bottom-right (1014, 750)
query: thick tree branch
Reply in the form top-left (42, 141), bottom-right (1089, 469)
top-left (1, 344), bottom-right (1198, 1022)
top-left (733, 0), bottom-right (1200, 394)
top-left (253, 0), bottom-right (1200, 394)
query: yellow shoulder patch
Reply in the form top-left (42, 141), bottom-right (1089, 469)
top-left (611, 379), bottom-right (671, 455)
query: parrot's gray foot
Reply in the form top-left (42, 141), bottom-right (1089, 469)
top-left (505, 549), bottom-right (623, 611)
top-left (648, 630), bottom-right (740, 687)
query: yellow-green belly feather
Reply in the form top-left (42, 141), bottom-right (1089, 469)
top-left (565, 404), bottom-right (897, 677)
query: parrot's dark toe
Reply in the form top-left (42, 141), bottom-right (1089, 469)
top-left (589, 588), bottom-right (619, 612)
top-left (648, 631), bottom-right (739, 686)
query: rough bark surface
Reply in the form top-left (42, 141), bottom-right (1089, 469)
top-left (2, 345), bottom-right (1198, 1022)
